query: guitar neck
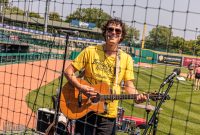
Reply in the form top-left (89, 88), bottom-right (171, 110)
top-left (101, 94), bottom-right (138, 101)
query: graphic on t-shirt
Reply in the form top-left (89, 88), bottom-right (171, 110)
top-left (92, 59), bottom-right (121, 80)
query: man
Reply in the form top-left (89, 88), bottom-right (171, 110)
top-left (64, 18), bottom-right (146, 135)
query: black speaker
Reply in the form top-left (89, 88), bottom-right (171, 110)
top-left (36, 108), bottom-right (55, 133)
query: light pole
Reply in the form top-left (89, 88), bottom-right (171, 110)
top-left (194, 28), bottom-right (198, 56)
top-left (1, 2), bottom-right (4, 24)
top-left (44, 0), bottom-right (50, 33)
top-left (113, 11), bottom-right (115, 17)
top-left (166, 25), bottom-right (172, 53)
top-left (24, 0), bottom-right (30, 28)
top-left (141, 23), bottom-right (146, 49)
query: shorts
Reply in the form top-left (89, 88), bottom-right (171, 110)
top-left (195, 73), bottom-right (200, 79)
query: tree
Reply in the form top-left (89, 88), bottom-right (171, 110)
top-left (126, 26), bottom-right (140, 41)
top-left (65, 8), bottom-right (111, 28)
top-left (0, 0), bottom-right (9, 15)
top-left (5, 6), bottom-right (24, 15)
top-left (184, 40), bottom-right (196, 55)
top-left (196, 35), bottom-right (200, 45)
top-left (145, 26), bottom-right (172, 51)
top-left (49, 12), bottom-right (61, 21)
top-left (29, 12), bottom-right (41, 18)
top-left (170, 36), bottom-right (185, 53)
top-left (0, 0), bottom-right (9, 7)
top-left (194, 35), bottom-right (200, 56)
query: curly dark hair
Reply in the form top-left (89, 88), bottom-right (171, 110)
top-left (101, 18), bottom-right (127, 43)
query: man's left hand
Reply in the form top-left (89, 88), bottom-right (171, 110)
top-left (135, 93), bottom-right (147, 104)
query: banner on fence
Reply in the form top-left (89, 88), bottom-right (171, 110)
top-left (182, 57), bottom-right (200, 67)
top-left (157, 54), bottom-right (182, 66)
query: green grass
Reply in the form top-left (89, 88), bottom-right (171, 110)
top-left (26, 64), bottom-right (200, 135)
top-left (26, 78), bottom-right (67, 112)
top-left (133, 65), bottom-right (200, 135)
top-left (0, 130), bottom-right (34, 135)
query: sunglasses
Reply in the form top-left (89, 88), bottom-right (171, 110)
top-left (107, 27), bottom-right (122, 35)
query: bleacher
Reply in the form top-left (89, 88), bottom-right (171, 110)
top-left (0, 29), bottom-right (63, 50)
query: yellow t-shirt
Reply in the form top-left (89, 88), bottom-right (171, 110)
top-left (72, 45), bottom-right (134, 118)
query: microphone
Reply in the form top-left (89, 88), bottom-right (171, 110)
top-left (58, 29), bottom-right (79, 35)
top-left (160, 68), bottom-right (181, 88)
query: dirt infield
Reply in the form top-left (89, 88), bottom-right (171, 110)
top-left (135, 62), bottom-right (155, 68)
top-left (0, 60), bottom-right (71, 131)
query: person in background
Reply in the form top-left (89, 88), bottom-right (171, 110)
top-left (186, 60), bottom-right (195, 81)
top-left (64, 18), bottom-right (147, 135)
top-left (194, 64), bottom-right (200, 91)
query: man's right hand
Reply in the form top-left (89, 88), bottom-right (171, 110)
top-left (79, 84), bottom-right (97, 98)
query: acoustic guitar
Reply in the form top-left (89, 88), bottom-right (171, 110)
top-left (60, 79), bottom-right (169, 120)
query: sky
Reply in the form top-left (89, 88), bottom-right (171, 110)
top-left (10, 0), bottom-right (200, 40)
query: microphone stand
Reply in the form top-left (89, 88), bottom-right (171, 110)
top-left (54, 34), bottom-right (70, 134)
top-left (145, 95), bottom-right (151, 126)
top-left (143, 79), bottom-right (174, 135)
top-left (152, 113), bottom-right (159, 135)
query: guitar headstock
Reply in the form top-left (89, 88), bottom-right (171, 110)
top-left (147, 92), bottom-right (170, 101)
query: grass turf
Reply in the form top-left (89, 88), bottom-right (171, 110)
top-left (26, 64), bottom-right (200, 135)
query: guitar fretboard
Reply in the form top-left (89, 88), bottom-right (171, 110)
top-left (101, 94), bottom-right (138, 100)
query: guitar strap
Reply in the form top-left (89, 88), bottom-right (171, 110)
top-left (113, 48), bottom-right (120, 94)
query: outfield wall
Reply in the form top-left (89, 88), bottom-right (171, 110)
top-left (69, 48), bottom-right (200, 68)
top-left (131, 48), bottom-right (200, 67)
top-left (1, 47), bottom-right (199, 68)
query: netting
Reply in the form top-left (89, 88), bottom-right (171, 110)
top-left (0, 0), bottom-right (200, 134)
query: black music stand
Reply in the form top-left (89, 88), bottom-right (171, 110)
top-left (54, 34), bottom-right (70, 134)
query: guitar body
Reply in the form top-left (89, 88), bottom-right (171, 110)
top-left (60, 79), bottom-right (168, 120)
top-left (60, 79), bottom-right (110, 120)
